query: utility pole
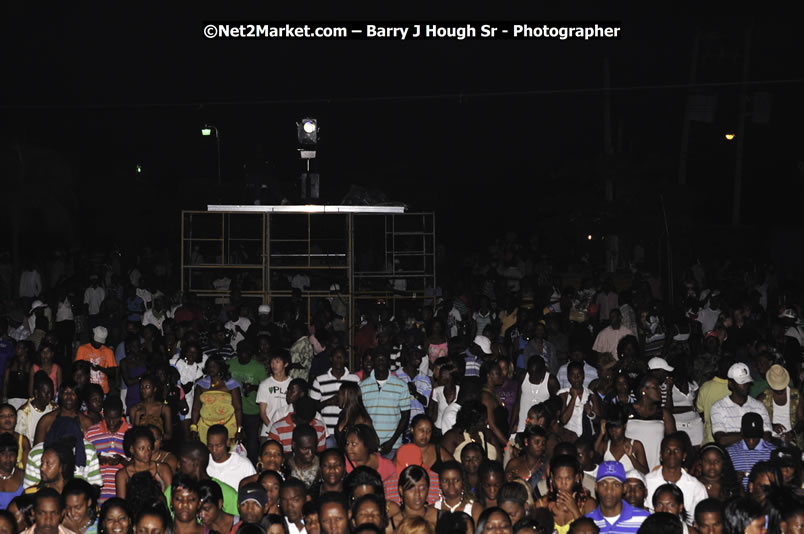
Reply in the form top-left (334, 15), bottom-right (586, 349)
top-left (732, 25), bottom-right (753, 226)
top-left (678, 27), bottom-right (701, 186)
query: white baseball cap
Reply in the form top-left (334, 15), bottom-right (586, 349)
top-left (473, 335), bottom-right (492, 355)
top-left (258, 305), bottom-right (271, 315)
top-left (727, 362), bottom-right (753, 385)
top-left (92, 326), bottom-right (108, 344)
top-left (648, 357), bottom-right (674, 372)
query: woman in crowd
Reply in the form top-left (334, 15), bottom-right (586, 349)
top-left (351, 493), bottom-right (392, 534)
top-left (335, 382), bottom-right (372, 448)
top-left (198, 479), bottom-right (239, 534)
top-left (535, 455), bottom-right (595, 534)
top-left (133, 501), bottom-right (171, 534)
top-left (62, 478), bottom-right (99, 534)
top-left (118, 338), bottom-right (148, 414)
top-left (239, 440), bottom-right (284, 489)
top-left (407, 414), bottom-right (451, 472)
top-left (98, 498), bottom-right (132, 534)
top-left (461, 443), bottom-right (485, 498)
top-left (0, 433), bottom-right (24, 510)
top-left (434, 460), bottom-right (483, 522)
top-left (723, 497), bottom-right (767, 534)
top-left (191, 355), bottom-right (242, 444)
top-left (28, 343), bottom-right (61, 398)
top-left (694, 443), bottom-right (742, 501)
top-left (0, 404), bottom-right (30, 470)
top-left (504, 425), bottom-right (549, 491)
top-left (317, 448), bottom-right (347, 496)
top-left (429, 359), bottom-right (460, 433)
top-left (147, 425), bottom-right (177, 474)
top-left (82, 384), bottom-right (105, 426)
top-left (594, 406), bottom-right (650, 475)
top-left (666, 354), bottom-right (704, 450)
top-left (558, 362), bottom-right (599, 441)
top-left (443, 401), bottom-right (495, 461)
top-left (115, 426), bottom-right (172, 497)
top-left (475, 507), bottom-right (513, 534)
top-left (3, 341), bottom-right (32, 409)
top-left (477, 461), bottom-right (505, 510)
top-left (652, 483), bottom-right (698, 534)
top-left (388, 466), bottom-right (438, 530)
top-left (344, 424), bottom-right (396, 481)
top-left (425, 319), bottom-right (449, 365)
top-left (626, 374), bottom-right (676, 470)
top-left (130, 375), bottom-right (172, 440)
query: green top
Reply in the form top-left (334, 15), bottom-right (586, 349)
top-left (164, 477), bottom-right (238, 516)
top-left (229, 358), bottom-right (268, 415)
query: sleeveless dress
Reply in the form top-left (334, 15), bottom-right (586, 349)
top-left (0, 476), bottom-right (23, 509)
top-left (197, 377), bottom-right (240, 444)
top-left (603, 440), bottom-right (635, 472)
top-left (625, 407), bottom-right (664, 471)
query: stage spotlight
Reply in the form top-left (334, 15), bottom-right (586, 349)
top-left (297, 118), bottom-right (318, 145)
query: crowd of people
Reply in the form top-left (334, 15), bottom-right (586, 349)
top-left (0, 249), bottom-right (803, 534)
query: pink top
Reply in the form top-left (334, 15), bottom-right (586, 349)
top-left (33, 363), bottom-right (59, 392)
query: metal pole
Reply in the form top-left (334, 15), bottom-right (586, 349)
top-left (732, 25), bottom-right (753, 227)
top-left (216, 130), bottom-right (222, 186)
top-left (678, 27), bottom-right (701, 186)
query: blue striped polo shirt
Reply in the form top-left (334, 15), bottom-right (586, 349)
top-left (587, 500), bottom-right (650, 534)
top-left (360, 371), bottom-right (411, 449)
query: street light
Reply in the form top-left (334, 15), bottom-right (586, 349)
top-left (724, 133), bottom-right (736, 141)
top-left (201, 124), bottom-right (221, 185)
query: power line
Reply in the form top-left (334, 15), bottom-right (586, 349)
top-left (2, 78), bottom-right (804, 111)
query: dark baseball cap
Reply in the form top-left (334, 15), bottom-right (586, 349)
top-left (238, 482), bottom-right (268, 507)
top-left (741, 412), bottom-right (764, 439)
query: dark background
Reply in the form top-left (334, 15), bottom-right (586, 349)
top-left (1, 8), bottom-right (803, 277)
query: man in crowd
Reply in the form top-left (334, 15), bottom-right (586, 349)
top-left (360, 349), bottom-right (410, 458)
top-left (74, 326), bottom-right (117, 395)
top-left (310, 345), bottom-right (359, 440)
top-left (644, 433), bottom-right (707, 523)
top-left (710, 363), bottom-right (771, 447)
top-left (228, 340), bottom-right (267, 462)
top-left (268, 396), bottom-right (326, 454)
top-left (586, 461), bottom-right (650, 534)
top-left (727, 412), bottom-right (776, 488)
top-left (206, 424), bottom-right (257, 490)
top-left (82, 396), bottom-right (130, 503)
top-left (164, 440), bottom-right (239, 515)
top-left (592, 310), bottom-right (634, 362)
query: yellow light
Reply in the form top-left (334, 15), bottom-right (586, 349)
top-left (725, 133), bottom-right (735, 140)
top-left (587, 234), bottom-right (593, 240)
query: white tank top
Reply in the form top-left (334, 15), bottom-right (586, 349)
top-left (517, 372), bottom-right (552, 431)
top-left (603, 440), bottom-right (635, 472)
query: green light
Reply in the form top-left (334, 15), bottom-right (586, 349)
top-left (201, 127), bottom-right (212, 136)
top-left (136, 165), bottom-right (142, 173)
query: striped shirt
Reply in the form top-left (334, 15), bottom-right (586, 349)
top-left (202, 343), bottom-right (236, 360)
top-left (463, 352), bottom-right (481, 377)
top-left (84, 419), bottom-right (131, 502)
top-left (710, 396), bottom-right (772, 436)
top-left (267, 413), bottom-right (327, 453)
top-left (360, 372), bottom-right (411, 449)
top-left (393, 369), bottom-right (432, 417)
top-left (587, 501), bottom-right (650, 534)
top-left (24, 440), bottom-right (103, 489)
top-left (727, 439), bottom-right (776, 488)
top-left (309, 368), bottom-right (359, 436)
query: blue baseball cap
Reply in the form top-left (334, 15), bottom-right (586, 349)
top-left (596, 461), bottom-right (626, 483)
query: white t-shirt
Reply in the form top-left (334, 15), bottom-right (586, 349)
top-left (225, 317), bottom-right (252, 350)
top-left (432, 386), bottom-right (460, 431)
top-left (441, 402), bottom-right (461, 433)
top-left (207, 452), bottom-right (257, 490)
top-left (56, 298), bottom-right (74, 322)
top-left (170, 353), bottom-right (208, 411)
top-left (256, 376), bottom-right (292, 436)
top-left (84, 286), bottom-right (106, 315)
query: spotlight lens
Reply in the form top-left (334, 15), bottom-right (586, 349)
top-left (587, 234), bottom-right (593, 240)
top-left (303, 121), bottom-right (316, 134)
top-left (725, 133), bottom-right (735, 140)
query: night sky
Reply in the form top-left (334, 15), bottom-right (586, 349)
top-left (2, 9), bottom-right (802, 267)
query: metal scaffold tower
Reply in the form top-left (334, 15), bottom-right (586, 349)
top-left (180, 205), bottom-right (436, 358)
